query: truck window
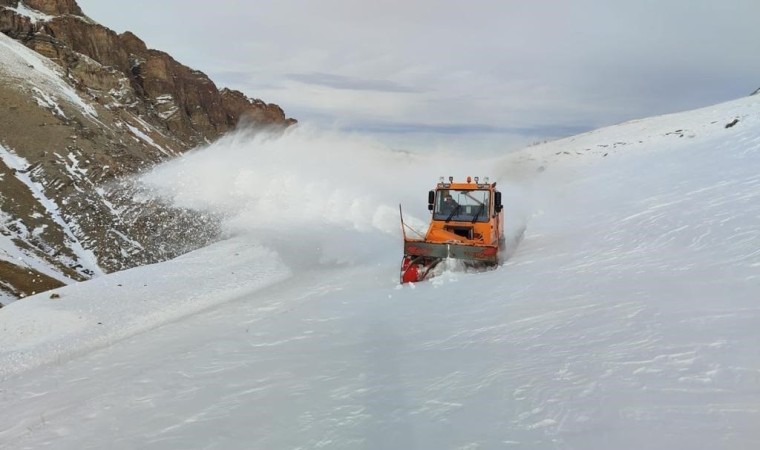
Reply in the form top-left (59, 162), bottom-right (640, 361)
top-left (433, 190), bottom-right (490, 222)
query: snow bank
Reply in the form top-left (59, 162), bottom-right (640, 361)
top-left (496, 94), bottom-right (760, 173)
top-left (0, 237), bottom-right (291, 377)
top-left (0, 291), bottom-right (15, 308)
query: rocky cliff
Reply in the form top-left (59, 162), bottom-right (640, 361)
top-left (0, 0), bottom-right (295, 304)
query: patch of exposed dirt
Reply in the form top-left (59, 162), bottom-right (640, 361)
top-left (0, 259), bottom-right (65, 298)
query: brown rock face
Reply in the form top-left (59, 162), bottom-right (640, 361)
top-left (1, 0), bottom-right (294, 146)
top-left (221, 88), bottom-right (297, 127)
top-left (22, 0), bottom-right (83, 16)
top-left (0, 7), bottom-right (34, 40)
top-left (0, 0), bottom-right (295, 299)
top-left (0, 0), bottom-right (82, 15)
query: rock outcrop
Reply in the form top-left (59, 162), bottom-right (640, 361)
top-left (0, 0), bottom-right (295, 303)
top-left (22, 0), bottom-right (82, 16)
top-left (1, 2), bottom-right (295, 146)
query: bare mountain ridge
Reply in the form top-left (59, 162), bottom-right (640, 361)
top-left (0, 0), bottom-right (295, 303)
top-left (0, 0), bottom-right (295, 143)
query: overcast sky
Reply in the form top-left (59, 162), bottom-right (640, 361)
top-left (78, 0), bottom-right (760, 151)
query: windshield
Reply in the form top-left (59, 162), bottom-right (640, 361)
top-left (433, 189), bottom-right (490, 222)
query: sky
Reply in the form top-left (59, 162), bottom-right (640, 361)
top-left (76, 0), bottom-right (760, 151)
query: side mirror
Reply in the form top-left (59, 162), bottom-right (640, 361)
top-left (428, 190), bottom-right (435, 205)
top-left (494, 191), bottom-right (503, 213)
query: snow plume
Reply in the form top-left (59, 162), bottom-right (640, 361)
top-left (140, 125), bottom-right (521, 268)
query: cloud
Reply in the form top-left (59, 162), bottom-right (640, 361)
top-left (346, 122), bottom-right (589, 137)
top-left (77, 0), bottom-right (760, 151)
top-left (286, 72), bottom-right (421, 93)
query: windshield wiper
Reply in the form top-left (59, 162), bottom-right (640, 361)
top-left (445, 204), bottom-right (460, 222)
top-left (471, 204), bottom-right (485, 223)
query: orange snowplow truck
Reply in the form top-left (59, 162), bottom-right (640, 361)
top-left (400, 176), bottom-right (505, 283)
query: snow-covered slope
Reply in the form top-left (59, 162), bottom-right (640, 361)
top-left (0, 95), bottom-right (759, 449)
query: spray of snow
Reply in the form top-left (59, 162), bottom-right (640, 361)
top-left (139, 125), bottom-right (533, 269)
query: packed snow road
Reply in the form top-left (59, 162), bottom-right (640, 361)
top-left (2, 96), bottom-right (760, 449)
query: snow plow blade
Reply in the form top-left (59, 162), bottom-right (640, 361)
top-left (403, 241), bottom-right (499, 263)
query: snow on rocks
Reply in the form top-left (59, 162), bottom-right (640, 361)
top-left (4, 2), bottom-right (54, 24)
top-left (0, 32), bottom-right (99, 120)
top-left (0, 144), bottom-right (103, 277)
top-left (126, 123), bottom-right (171, 156)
